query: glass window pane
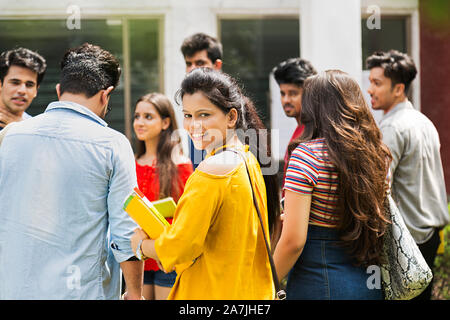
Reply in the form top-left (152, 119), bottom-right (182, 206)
top-left (0, 19), bottom-right (160, 136)
top-left (220, 18), bottom-right (300, 128)
top-left (129, 19), bottom-right (161, 106)
top-left (0, 20), bottom-right (124, 131)
top-left (128, 19), bottom-right (161, 146)
top-left (361, 16), bottom-right (411, 122)
top-left (361, 17), bottom-right (407, 68)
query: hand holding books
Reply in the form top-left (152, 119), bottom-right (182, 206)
top-left (123, 187), bottom-right (175, 239)
top-left (126, 188), bottom-right (178, 266)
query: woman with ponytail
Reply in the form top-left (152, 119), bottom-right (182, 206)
top-left (274, 70), bottom-right (392, 300)
top-left (131, 68), bottom-right (280, 299)
top-left (133, 93), bottom-right (193, 299)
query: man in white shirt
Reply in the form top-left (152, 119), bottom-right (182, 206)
top-left (367, 49), bottom-right (449, 300)
top-left (0, 47), bottom-right (46, 128)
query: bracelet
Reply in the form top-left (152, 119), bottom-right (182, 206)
top-left (136, 239), bottom-right (149, 261)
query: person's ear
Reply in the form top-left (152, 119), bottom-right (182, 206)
top-left (162, 117), bottom-right (171, 131)
top-left (393, 83), bottom-right (405, 97)
top-left (101, 86), bottom-right (114, 105)
top-left (214, 59), bottom-right (223, 71)
top-left (227, 108), bottom-right (238, 129)
top-left (56, 84), bottom-right (61, 99)
top-left (33, 85), bottom-right (40, 98)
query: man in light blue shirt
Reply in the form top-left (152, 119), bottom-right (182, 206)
top-left (0, 43), bottom-right (143, 299)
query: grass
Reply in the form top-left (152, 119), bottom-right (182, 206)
top-left (431, 203), bottom-right (450, 300)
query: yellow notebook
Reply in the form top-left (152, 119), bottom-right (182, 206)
top-left (152, 197), bottom-right (177, 218)
top-left (123, 187), bottom-right (170, 239)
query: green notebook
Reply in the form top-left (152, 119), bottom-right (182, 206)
top-left (152, 197), bottom-right (177, 218)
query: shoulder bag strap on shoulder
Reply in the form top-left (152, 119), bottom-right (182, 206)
top-left (216, 147), bottom-right (286, 300)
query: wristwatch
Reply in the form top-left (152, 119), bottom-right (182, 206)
top-left (135, 239), bottom-right (149, 261)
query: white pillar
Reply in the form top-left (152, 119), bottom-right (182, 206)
top-left (270, 74), bottom-right (298, 162)
top-left (164, 1), bottom-right (217, 154)
top-left (299, 0), bottom-right (362, 84)
top-left (272, 0), bottom-right (363, 161)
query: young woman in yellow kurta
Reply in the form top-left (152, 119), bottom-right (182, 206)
top-left (130, 68), bottom-right (281, 299)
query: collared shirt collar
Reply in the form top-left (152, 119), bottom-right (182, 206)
top-left (45, 100), bottom-right (108, 127)
top-left (22, 112), bottom-right (32, 120)
top-left (381, 99), bottom-right (413, 124)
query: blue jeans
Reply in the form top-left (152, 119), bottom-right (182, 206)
top-left (286, 225), bottom-right (383, 300)
top-left (144, 270), bottom-right (177, 288)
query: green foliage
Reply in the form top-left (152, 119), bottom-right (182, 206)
top-left (421, 0), bottom-right (450, 25)
top-left (432, 204), bottom-right (450, 300)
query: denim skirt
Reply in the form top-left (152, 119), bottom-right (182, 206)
top-left (286, 225), bottom-right (383, 300)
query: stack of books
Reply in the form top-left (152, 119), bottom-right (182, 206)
top-left (123, 187), bottom-right (176, 239)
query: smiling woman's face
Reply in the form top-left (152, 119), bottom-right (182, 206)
top-left (182, 91), bottom-right (235, 153)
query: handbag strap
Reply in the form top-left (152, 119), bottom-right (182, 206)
top-left (214, 146), bottom-right (286, 300)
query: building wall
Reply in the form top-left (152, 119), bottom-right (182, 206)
top-left (4, 0), bottom-right (440, 171)
top-left (0, 0), bottom-right (300, 153)
top-left (419, 6), bottom-right (450, 196)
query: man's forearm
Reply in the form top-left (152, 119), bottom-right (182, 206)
top-left (120, 260), bottom-right (144, 299)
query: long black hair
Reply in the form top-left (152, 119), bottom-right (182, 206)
top-left (175, 67), bottom-right (280, 234)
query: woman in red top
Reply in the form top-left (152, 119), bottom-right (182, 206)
top-left (133, 93), bottom-right (193, 300)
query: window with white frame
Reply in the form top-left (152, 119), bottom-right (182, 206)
top-left (360, 15), bottom-right (413, 121)
top-left (0, 18), bottom-right (162, 137)
top-left (219, 17), bottom-right (300, 129)
top-left (361, 16), bottom-right (409, 66)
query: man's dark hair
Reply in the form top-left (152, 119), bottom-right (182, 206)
top-left (59, 43), bottom-right (121, 98)
top-left (181, 33), bottom-right (223, 63)
top-left (272, 58), bottom-right (317, 88)
top-left (0, 47), bottom-right (47, 86)
top-left (366, 50), bottom-right (417, 94)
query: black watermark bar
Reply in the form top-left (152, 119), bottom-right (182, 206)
top-left (1, 299), bottom-right (445, 318)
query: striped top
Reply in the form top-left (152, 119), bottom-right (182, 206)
top-left (284, 138), bottom-right (339, 228)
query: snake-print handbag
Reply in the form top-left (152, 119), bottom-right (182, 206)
top-left (380, 192), bottom-right (433, 300)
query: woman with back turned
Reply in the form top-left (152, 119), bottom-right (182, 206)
top-left (274, 70), bottom-right (392, 300)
